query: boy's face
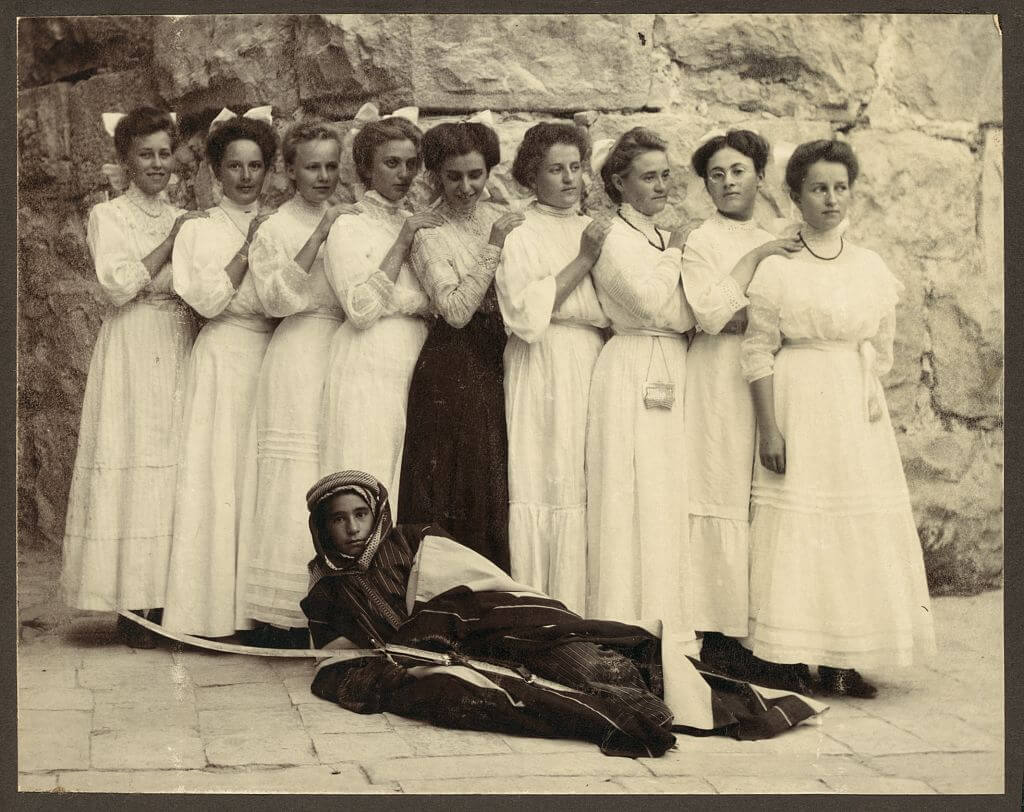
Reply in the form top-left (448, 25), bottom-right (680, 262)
top-left (324, 492), bottom-right (374, 558)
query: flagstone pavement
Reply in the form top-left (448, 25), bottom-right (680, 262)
top-left (17, 556), bottom-right (1006, 796)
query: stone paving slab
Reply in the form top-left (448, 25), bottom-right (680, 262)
top-left (18, 773), bottom-right (60, 792)
top-left (18, 710), bottom-right (92, 772)
top-left (394, 726), bottom-right (514, 757)
top-left (204, 730), bottom-right (319, 767)
top-left (18, 663), bottom-right (78, 690)
top-left (93, 701), bottom-right (199, 732)
top-left (296, 702), bottom-right (393, 734)
top-left (822, 775), bottom-right (939, 794)
top-left (641, 751), bottom-right (879, 779)
top-left (821, 716), bottom-right (936, 756)
top-left (194, 681), bottom-right (293, 710)
top-left (19, 685), bottom-right (95, 711)
top-left (197, 705), bottom-right (304, 737)
top-left (399, 776), bottom-right (632, 794)
top-left (179, 654), bottom-right (279, 687)
top-left (91, 682), bottom-right (196, 708)
top-left (866, 752), bottom-right (1004, 794)
top-left (283, 675), bottom-right (320, 705)
top-left (312, 730), bottom-right (415, 763)
top-left (706, 776), bottom-right (832, 793)
top-left (122, 764), bottom-right (374, 793)
top-left (862, 709), bottom-right (1003, 753)
top-left (90, 727), bottom-right (207, 770)
top-left (52, 770), bottom-right (135, 793)
top-left (365, 752), bottom-right (651, 783)
top-left (613, 776), bottom-right (718, 794)
top-left (500, 734), bottom-right (604, 755)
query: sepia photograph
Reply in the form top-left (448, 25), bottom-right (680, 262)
top-left (14, 8), bottom-right (1008, 799)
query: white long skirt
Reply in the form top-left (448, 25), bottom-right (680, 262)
top-left (241, 312), bottom-right (341, 629)
top-left (162, 314), bottom-right (273, 637)
top-left (684, 331), bottom-right (755, 637)
top-left (319, 315), bottom-right (428, 510)
top-left (586, 333), bottom-right (697, 654)
top-left (504, 323), bottom-right (603, 614)
top-left (61, 297), bottom-right (196, 611)
top-left (742, 344), bottom-right (936, 668)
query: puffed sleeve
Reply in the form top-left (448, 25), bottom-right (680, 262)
top-left (324, 214), bottom-right (395, 329)
top-left (411, 228), bottom-right (500, 328)
top-left (86, 203), bottom-right (154, 307)
top-left (171, 217), bottom-right (237, 318)
top-left (867, 255), bottom-right (904, 378)
top-left (495, 229), bottom-right (557, 344)
top-left (593, 224), bottom-right (682, 322)
top-left (741, 261), bottom-right (783, 383)
top-left (680, 230), bottom-right (750, 334)
top-left (249, 217), bottom-right (313, 318)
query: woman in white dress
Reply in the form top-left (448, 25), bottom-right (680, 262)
top-left (241, 122), bottom-right (355, 646)
top-left (162, 116), bottom-right (280, 638)
top-left (496, 122), bottom-right (610, 613)
top-left (742, 140), bottom-right (936, 697)
top-left (320, 116), bottom-right (442, 507)
top-left (585, 128), bottom-right (697, 655)
top-left (680, 131), bottom-right (802, 669)
top-left (61, 107), bottom-right (206, 648)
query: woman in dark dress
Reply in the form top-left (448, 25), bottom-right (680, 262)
top-left (397, 121), bottom-right (524, 571)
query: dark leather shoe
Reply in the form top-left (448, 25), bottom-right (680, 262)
top-left (749, 657), bottom-right (818, 696)
top-left (117, 613), bottom-right (157, 649)
top-left (819, 666), bottom-right (878, 699)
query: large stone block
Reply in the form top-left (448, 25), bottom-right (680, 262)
top-left (151, 15), bottom-right (300, 116)
top-left (655, 14), bottom-right (882, 120)
top-left (926, 296), bottom-right (1002, 421)
top-left (17, 83), bottom-right (73, 191)
top-left (866, 14), bottom-right (1002, 129)
top-left (17, 16), bottom-right (153, 89)
top-left (66, 69), bottom-right (162, 199)
top-left (295, 14), bottom-right (656, 115)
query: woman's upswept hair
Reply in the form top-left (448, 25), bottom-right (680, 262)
top-left (281, 121), bottom-right (341, 166)
top-left (785, 140), bottom-right (860, 196)
top-left (600, 127), bottom-right (668, 204)
top-left (690, 129), bottom-right (771, 179)
top-left (352, 117), bottom-right (423, 185)
top-left (113, 106), bottom-right (179, 162)
top-left (205, 117), bottom-right (279, 172)
top-left (511, 122), bottom-right (591, 188)
top-left (422, 122), bottom-right (501, 172)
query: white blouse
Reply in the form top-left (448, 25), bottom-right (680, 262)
top-left (496, 202), bottom-right (609, 343)
top-left (410, 201), bottom-right (504, 328)
top-left (87, 184), bottom-right (184, 306)
top-left (248, 196), bottom-right (340, 318)
top-left (742, 240), bottom-right (903, 383)
top-left (172, 198), bottom-right (264, 319)
top-left (323, 191), bottom-right (430, 328)
top-left (681, 212), bottom-right (775, 335)
top-left (593, 204), bottom-right (694, 332)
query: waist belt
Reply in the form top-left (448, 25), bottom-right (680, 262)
top-left (782, 338), bottom-right (883, 422)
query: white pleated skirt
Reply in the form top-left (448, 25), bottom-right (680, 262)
top-left (504, 322), bottom-right (603, 614)
top-left (241, 311), bottom-right (342, 628)
top-left (586, 332), bottom-right (697, 653)
top-left (61, 297), bottom-right (196, 611)
top-left (162, 313), bottom-right (273, 637)
top-left (684, 331), bottom-right (756, 637)
top-left (742, 343), bottom-right (936, 668)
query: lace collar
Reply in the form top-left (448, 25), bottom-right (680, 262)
top-left (287, 193), bottom-right (327, 223)
top-left (363, 189), bottom-right (404, 215)
top-left (123, 183), bottom-right (168, 218)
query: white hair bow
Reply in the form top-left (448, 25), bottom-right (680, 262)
top-left (590, 138), bottom-right (616, 176)
top-left (209, 105), bottom-right (274, 129)
top-left (349, 102), bottom-right (421, 135)
top-left (464, 109), bottom-right (495, 128)
top-left (102, 111), bottom-right (177, 138)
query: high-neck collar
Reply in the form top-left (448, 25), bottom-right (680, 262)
top-left (712, 209), bottom-right (760, 232)
top-left (533, 200), bottom-right (578, 218)
top-left (124, 183), bottom-right (167, 216)
top-left (290, 193), bottom-right (328, 219)
top-left (799, 217), bottom-right (849, 255)
top-left (363, 189), bottom-right (403, 215)
top-left (619, 202), bottom-right (661, 230)
top-left (218, 194), bottom-right (258, 216)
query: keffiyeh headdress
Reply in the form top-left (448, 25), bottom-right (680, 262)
top-left (306, 470), bottom-right (394, 585)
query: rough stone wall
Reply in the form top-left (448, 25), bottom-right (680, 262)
top-left (17, 13), bottom-right (1003, 594)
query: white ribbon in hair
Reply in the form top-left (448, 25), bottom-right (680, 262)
top-left (463, 109), bottom-right (495, 128)
top-left (209, 105), bottom-right (274, 129)
top-left (590, 137), bottom-right (616, 176)
top-left (349, 102), bottom-right (421, 136)
top-left (102, 111), bottom-right (177, 138)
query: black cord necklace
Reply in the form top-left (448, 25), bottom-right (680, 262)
top-left (799, 231), bottom-right (844, 261)
top-left (617, 209), bottom-right (666, 251)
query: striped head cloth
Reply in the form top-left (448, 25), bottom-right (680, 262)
top-left (306, 470), bottom-right (394, 578)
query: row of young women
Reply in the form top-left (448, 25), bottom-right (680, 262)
top-left (60, 104), bottom-right (935, 698)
